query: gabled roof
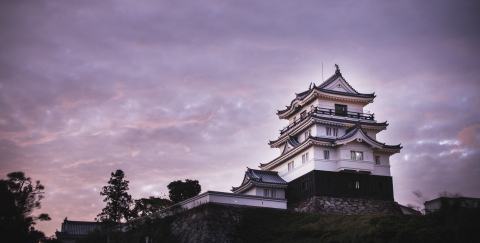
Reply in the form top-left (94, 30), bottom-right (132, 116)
top-left (277, 66), bottom-right (376, 119)
top-left (56, 218), bottom-right (101, 238)
top-left (232, 168), bottom-right (287, 193)
top-left (270, 115), bottom-right (388, 147)
top-left (260, 121), bottom-right (402, 170)
top-left (281, 136), bottom-right (299, 154)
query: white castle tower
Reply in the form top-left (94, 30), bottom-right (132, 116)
top-left (233, 65), bottom-right (402, 206)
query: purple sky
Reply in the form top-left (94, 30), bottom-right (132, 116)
top-left (1, 0), bottom-right (479, 236)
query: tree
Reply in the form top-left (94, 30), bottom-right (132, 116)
top-left (131, 196), bottom-right (173, 218)
top-left (0, 171), bottom-right (51, 243)
top-left (167, 179), bottom-right (201, 203)
top-left (96, 170), bottom-right (134, 223)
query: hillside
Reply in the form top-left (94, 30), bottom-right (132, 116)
top-left (78, 202), bottom-right (480, 243)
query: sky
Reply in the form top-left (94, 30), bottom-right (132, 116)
top-left (1, 0), bottom-right (479, 237)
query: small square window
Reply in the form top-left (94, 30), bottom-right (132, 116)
top-left (351, 151), bottom-right (363, 160)
top-left (302, 152), bottom-right (309, 164)
top-left (288, 161), bottom-right (294, 171)
top-left (348, 180), bottom-right (361, 189)
top-left (304, 129), bottom-right (311, 140)
top-left (333, 128), bottom-right (338, 137)
top-left (326, 127), bottom-right (332, 136)
top-left (324, 150), bottom-right (330, 160)
top-left (301, 179), bottom-right (309, 190)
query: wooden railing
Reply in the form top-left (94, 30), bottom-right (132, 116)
top-left (279, 106), bottom-right (374, 135)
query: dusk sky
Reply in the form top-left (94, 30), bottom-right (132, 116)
top-left (1, 0), bottom-right (479, 236)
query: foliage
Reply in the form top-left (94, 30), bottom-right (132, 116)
top-left (131, 196), bottom-right (174, 219)
top-left (96, 169), bottom-right (134, 223)
top-left (77, 215), bottom-right (178, 243)
top-left (167, 179), bottom-right (201, 203)
top-left (235, 202), bottom-right (480, 243)
top-left (0, 171), bottom-right (51, 243)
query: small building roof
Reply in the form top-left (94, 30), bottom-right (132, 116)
top-left (232, 168), bottom-right (287, 193)
top-left (55, 218), bottom-right (102, 239)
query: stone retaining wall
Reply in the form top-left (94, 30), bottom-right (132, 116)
top-left (170, 203), bottom-right (246, 243)
top-left (290, 196), bottom-right (403, 215)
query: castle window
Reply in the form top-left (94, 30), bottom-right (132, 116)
top-left (304, 129), bottom-right (311, 140)
top-left (288, 161), bottom-right (294, 171)
top-left (375, 156), bottom-right (381, 165)
top-left (326, 127), bottom-right (332, 136)
top-left (334, 104), bottom-right (348, 116)
top-left (301, 179), bottom-right (309, 190)
top-left (333, 128), bottom-right (338, 137)
top-left (351, 151), bottom-right (363, 160)
top-left (348, 180), bottom-right (361, 189)
top-left (324, 150), bottom-right (330, 159)
top-left (263, 189), bottom-right (277, 198)
top-left (326, 177), bottom-right (332, 187)
top-left (377, 182), bottom-right (384, 191)
top-left (302, 152), bottom-right (309, 164)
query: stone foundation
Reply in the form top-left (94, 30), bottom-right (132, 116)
top-left (170, 203), bottom-right (246, 243)
top-left (289, 196), bottom-right (403, 215)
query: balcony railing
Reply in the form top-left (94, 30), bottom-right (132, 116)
top-left (279, 106), bottom-right (375, 135)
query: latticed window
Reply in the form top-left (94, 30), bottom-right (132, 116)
top-left (351, 151), bottom-right (363, 160)
top-left (304, 129), bottom-right (311, 140)
top-left (301, 179), bottom-right (309, 190)
top-left (333, 128), bottom-right (338, 136)
top-left (302, 152), bottom-right (309, 164)
top-left (375, 156), bottom-right (381, 165)
top-left (324, 150), bottom-right (330, 159)
top-left (326, 127), bottom-right (332, 136)
top-left (288, 161), bottom-right (294, 171)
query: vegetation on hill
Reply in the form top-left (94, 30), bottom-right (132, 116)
top-left (76, 200), bottom-right (479, 243)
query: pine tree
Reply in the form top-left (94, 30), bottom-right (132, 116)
top-left (96, 170), bottom-right (133, 223)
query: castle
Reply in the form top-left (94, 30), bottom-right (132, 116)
top-left (232, 65), bottom-right (402, 207)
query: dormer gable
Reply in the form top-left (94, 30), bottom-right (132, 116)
top-left (321, 76), bottom-right (357, 93)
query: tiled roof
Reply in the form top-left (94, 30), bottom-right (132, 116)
top-left (277, 69), bottom-right (375, 115)
top-left (56, 218), bottom-right (101, 236)
top-left (246, 168), bottom-right (287, 184)
top-left (232, 168), bottom-right (287, 191)
top-left (261, 122), bottom-right (402, 169)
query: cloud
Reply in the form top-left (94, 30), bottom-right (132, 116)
top-left (0, 0), bottom-right (479, 236)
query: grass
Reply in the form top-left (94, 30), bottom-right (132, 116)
top-left (234, 203), bottom-right (480, 243)
top-left (76, 201), bottom-right (480, 243)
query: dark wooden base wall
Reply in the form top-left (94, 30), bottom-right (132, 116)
top-left (286, 170), bottom-right (394, 205)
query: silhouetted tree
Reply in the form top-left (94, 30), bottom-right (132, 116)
top-left (0, 171), bottom-right (51, 243)
top-left (167, 179), bottom-right (201, 203)
top-left (131, 196), bottom-right (173, 218)
top-left (96, 170), bottom-right (134, 223)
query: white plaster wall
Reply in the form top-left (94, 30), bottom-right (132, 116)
top-left (279, 161), bottom-right (315, 182)
top-left (254, 187), bottom-right (286, 199)
top-left (243, 187), bottom-right (256, 196)
top-left (297, 124), bottom-right (316, 143)
top-left (315, 124), bottom-right (346, 138)
top-left (179, 192), bottom-right (287, 210)
top-left (338, 141), bottom-right (374, 161)
top-left (372, 153), bottom-right (391, 176)
top-left (273, 147), bottom-right (314, 177)
top-left (317, 100), bottom-right (365, 113)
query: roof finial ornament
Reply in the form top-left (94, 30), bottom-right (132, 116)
top-left (309, 82), bottom-right (312, 90)
top-left (335, 64), bottom-right (341, 74)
